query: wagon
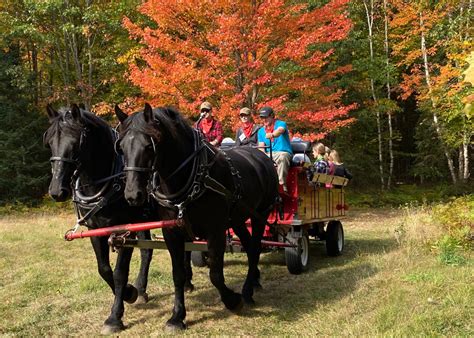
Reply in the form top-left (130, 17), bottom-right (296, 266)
top-left (65, 141), bottom-right (349, 275)
top-left (201, 140), bottom-right (350, 274)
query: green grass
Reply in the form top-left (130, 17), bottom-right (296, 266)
top-left (0, 204), bottom-right (472, 335)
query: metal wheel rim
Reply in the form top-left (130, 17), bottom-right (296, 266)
top-left (300, 236), bottom-right (309, 267)
top-left (337, 225), bottom-right (343, 251)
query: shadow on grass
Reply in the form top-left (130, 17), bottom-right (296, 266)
top-left (223, 236), bottom-right (398, 269)
top-left (182, 236), bottom-right (397, 327)
top-left (125, 236), bottom-right (398, 330)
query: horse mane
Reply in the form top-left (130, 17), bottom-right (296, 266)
top-left (120, 106), bottom-right (194, 143)
top-left (44, 107), bottom-right (109, 145)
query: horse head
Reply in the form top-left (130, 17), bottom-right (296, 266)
top-left (116, 103), bottom-right (193, 206)
top-left (44, 104), bottom-right (85, 201)
top-left (115, 103), bottom-right (160, 206)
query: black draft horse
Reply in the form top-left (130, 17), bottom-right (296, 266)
top-left (115, 103), bottom-right (279, 330)
top-left (44, 104), bottom-right (160, 334)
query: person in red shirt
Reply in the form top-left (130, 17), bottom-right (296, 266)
top-left (195, 101), bottom-right (223, 147)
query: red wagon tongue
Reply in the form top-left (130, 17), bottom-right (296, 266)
top-left (64, 219), bottom-right (178, 241)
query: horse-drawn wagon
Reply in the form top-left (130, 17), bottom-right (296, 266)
top-left (48, 104), bottom-right (350, 332)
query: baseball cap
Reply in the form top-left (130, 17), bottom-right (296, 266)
top-left (259, 106), bottom-right (274, 117)
top-left (200, 101), bottom-right (212, 111)
top-left (239, 107), bottom-right (251, 115)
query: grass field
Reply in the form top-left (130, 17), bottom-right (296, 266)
top-left (0, 205), bottom-right (472, 336)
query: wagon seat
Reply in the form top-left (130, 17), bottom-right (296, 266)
top-left (290, 141), bottom-right (311, 167)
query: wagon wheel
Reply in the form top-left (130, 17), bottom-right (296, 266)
top-left (285, 231), bottom-right (310, 275)
top-left (325, 220), bottom-right (344, 256)
top-left (191, 251), bottom-right (209, 267)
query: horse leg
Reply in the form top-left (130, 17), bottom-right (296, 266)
top-left (134, 230), bottom-right (153, 304)
top-left (207, 231), bottom-right (243, 312)
top-left (231, 224), bottom-right (258, 304)
top-left (102, 246), bottom-right (135, 335)
top-left (163, 228), bottom-right (187, 331)
top-left (184, 251), bottom-right (194, 292)
top-left (90, 237), bottom-right (114, 292)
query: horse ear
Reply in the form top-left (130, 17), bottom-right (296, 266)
top-left (143, 103), bottom-right (153, 123)
top-left (115, 105), bottom-right (128, 123)
top-left (70, 104), bottom-right (82, 121)
top-left (46, 104), bottom-right (58, 122)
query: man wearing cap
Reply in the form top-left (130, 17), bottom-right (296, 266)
top-left (195, 101), bottom-right (223, 147)
top-left (235, 107), bottom-right (261, 147)
top-left (257, 106), bottom-right (293, 193)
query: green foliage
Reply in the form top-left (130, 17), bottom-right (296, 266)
top-left (431, 196), bottom-right (472, 266)
top-left (0, 0), bottom-right (142, 108)
top-left (431, 195), bottom-right (473, 242)
top-left (435, 235), bottom-right (468, 266)
top-left (412, 115), bottom-right (449, 181)
top-left (0, 196), bottom-right (72, 215)
top-left (0, 47), bottom-right (50, 205)
top-left (347, 185), bottom-right (474, 208)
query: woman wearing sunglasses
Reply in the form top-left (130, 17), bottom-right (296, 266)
top-left (235, 107), bottom-right (261, 147)
top-left (195, 101), bottom-right (223, 147)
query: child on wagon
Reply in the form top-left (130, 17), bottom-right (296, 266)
top-left (312, 143), bottom-right (329, 174)
top-left (307, 142), bottom-right (329, 182)
top-left (329, 149), bottom-right (353, 180)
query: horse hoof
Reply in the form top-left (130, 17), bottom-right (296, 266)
top-left (101, 323), bottom-right (124, 335)
top-left (253, 281), bottom-right (263, 291)
top-left (230, 297), bottom-right (244, 313)
top-left (243, 295), bottom-right (256, 306)
top-left (224, 293), bottom-right (243, 313)
top-left (135, 293), bottom-right (149, 305)
top-left (124, 284), bottom-right (138, 304)
top-left (164, 319), bottom-right (186, 331)
top-left (184, 281), bottom-right (195, 293)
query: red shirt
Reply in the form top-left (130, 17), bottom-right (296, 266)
top-left (195, 118), bottom-right (223, 146)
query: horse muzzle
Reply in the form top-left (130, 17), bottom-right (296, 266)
top-left (49, 186), bottom-right (71, 202)
top-left (125, 188), bottom-right (146, 206)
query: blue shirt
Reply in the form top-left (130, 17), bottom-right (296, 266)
top-left (257, 120), bottom-right (293, 154)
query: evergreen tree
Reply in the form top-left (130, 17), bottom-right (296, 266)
top-left (0, 46), bottom-right (49, 204)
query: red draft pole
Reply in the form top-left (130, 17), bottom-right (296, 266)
top-left (65, 220), bottom-right (178, 241)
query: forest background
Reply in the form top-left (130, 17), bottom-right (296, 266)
top-left (0, 0), bottom-right (472, 205)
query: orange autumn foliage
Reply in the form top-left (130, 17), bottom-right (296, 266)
top-left (123, 0), bottom-right (355, 139)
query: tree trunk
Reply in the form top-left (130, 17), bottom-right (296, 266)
top-left (462, 132), bottom-right (470, 181)
top-left (54, 37), bottom-right (71, 105)
top-left (31, 43), bottom-right (39, 105)
top-left (85, 0), bottom-right (94, 110)
top-left (86, 34), bottom-right (93, 110)
top-left (419, 11), bottom-right (457, 184)
top-left (69, 31), bottom-right (85, 104)
top-left (383, 0), bottom-right (394, 189)
top-left (364, 0), bottom-right (385, 189)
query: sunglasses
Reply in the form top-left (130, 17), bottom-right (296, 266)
top-left (201, 108), bottom-right (211, 113)
top-left (240, 114), bottom-right (250, 117)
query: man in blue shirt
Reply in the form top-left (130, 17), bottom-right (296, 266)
top-left (257, 106), bottom-right (293, 193)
